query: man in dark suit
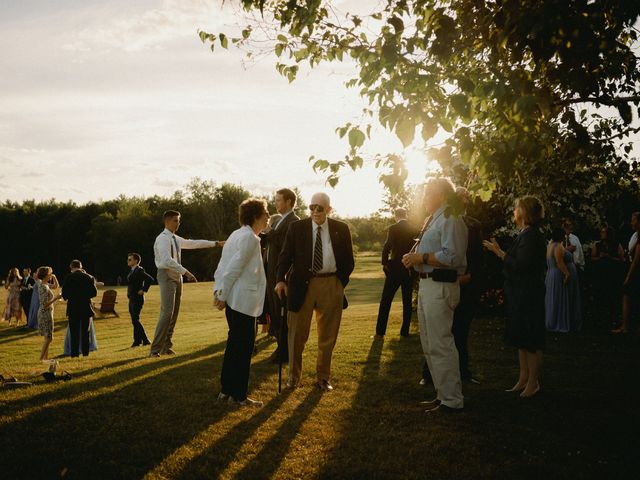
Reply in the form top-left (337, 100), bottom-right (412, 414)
top-left (275, 192), bottom-right (354, 392)
top-left (19, 267), bottom-right (36, 319)
top-left (260, 188), bottom-right (300, 363)
top-left (126, 252), bottom-right (155, 347)
top-left (375, 208), bottom-right (419, 337)
top-left (61, 259), bottom-right (98, 357)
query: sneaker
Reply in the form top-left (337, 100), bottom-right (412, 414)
top-left (420, 398), bottom-right (441, 409)
top-left (229, 396), bottom-right (263, 407)
top-left (163, 349), bottom-right (176, 355)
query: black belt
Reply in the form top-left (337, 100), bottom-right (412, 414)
top-left (312, 272), bottom-right (337, 278)
top-left (418, 269), bottom-right (459, 283)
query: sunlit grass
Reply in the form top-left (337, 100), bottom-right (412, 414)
top-left (0, 254), bottom-right (637, 479)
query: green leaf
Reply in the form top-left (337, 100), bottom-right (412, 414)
top-left (618, 103), bottom-right (632, 125)
top-left (348, 128), bottom-right (366, 148)
top-left (421, 118), bottom-right (438, 141)
top-left (395, 116), bottom-right (415, 147)
top-left (450, 94), bottom-right (470, 119)
top-left (277, 34), bottom-right (288, 43)
top-left (327, 176), bottom-right (339, 188)
top-left (219, 33), bottom-right (228, 49)
top-left (198, 31), bottom-right (208, 43)
top-left (388, 16), bottom-right (404, 35)
top-left (275, 43), bottom-right (284, 57)
top-left (242, 28), bottom-right (251, 40)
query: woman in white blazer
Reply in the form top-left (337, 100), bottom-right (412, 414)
top-left (214, 198), bottom-right (269, 407)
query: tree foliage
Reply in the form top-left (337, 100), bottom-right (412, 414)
top-left (202, 0), bottom-right (640, 229)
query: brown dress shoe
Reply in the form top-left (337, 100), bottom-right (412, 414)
top-left (317, 380), bottom-right (334, 392)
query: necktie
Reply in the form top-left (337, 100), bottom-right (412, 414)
top-left (313, 226), bottom-right (323, 273)
top-left (172, 235), bottom-right (181, 264)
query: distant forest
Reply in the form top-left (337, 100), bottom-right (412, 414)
top-left (0, 179), bottom-right (393, 284)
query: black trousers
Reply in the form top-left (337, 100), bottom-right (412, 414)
top-left (376, 270), bottom-right (413, 336)
top-left (20, 291), bottom-right (33, 318)
top-left (220, 306), bottom-right (257, 401)
top-left (68, 313), bottom-right (90, 357)
top-left (129, 297), bottom-right (149, 345)
top-left (423, 286), bottom-right (478, 381)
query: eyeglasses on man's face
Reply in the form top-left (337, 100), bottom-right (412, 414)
top-left (309, 204), bottom-right (325, 213)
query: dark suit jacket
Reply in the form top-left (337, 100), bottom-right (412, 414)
top-left (382, 219), bottom-right (419, 278)
top-left (277, 217), bottom-right (355, 312)
top-left (463, 215), bottom-right (485, 294)
top-left (127, 266), bottom-right (155, 299)
top-left (62, 270), bottom-right (98, 317)
top-left (19, 276), bottom-right (36, 301)
top-left (260, 211), bottom-right (300, 286)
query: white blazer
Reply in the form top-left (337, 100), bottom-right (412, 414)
top-left (214, 225), bottom-right (266, 317)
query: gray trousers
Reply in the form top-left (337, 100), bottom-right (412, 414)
top-left (150, 269), bottom-right (182, 355)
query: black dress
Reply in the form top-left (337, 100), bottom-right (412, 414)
top-left (503, 226), bottom-right (547, 352)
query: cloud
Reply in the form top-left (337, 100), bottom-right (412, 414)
top-left (151, 178), bottom-right (183, 188)
top-left (62, 0), bottom-right (238, 54)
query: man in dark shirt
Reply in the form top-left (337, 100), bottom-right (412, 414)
top-left (19, 267), bottom-right (36, 319)
top-left (126, 253), bottom-right (155, 347)
top-left (375, 208), bottom-right (419, 337)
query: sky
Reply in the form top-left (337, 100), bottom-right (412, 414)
top-left (0, 0), bottom-right (439, 217)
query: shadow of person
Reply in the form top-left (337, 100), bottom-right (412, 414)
top-left (0, 347), bottom-right (275, 479)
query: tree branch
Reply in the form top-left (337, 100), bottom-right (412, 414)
top-left (555, 95), bottom-right (640, 107)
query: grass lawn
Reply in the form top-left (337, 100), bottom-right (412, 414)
top-left (0, 253), bottom-right (638, 479)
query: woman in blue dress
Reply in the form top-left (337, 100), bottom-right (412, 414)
top-left (545, 227), bottom-right (582, 332)
top-left (27, 278), bottom-right (40, 329)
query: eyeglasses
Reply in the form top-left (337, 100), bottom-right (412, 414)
top-left (309, 204), bottom-right (325, 213)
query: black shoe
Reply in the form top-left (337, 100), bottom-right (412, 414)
top-left (142, 340), bottom-right (151, 346)
top-left (131, 342), bottom-right (141, 348)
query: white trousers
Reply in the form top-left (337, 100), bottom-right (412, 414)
top-left (417, 277), bottom-right (464, 409)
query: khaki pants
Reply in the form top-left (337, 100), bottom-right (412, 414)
top-left (417, 277), bottom-right (464, 409)
top-left (150, 269), bottom-right (182, 355)
top-left (287, 276), bottom-right (343, 385)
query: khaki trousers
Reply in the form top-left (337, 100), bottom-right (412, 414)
top-left (287, 276), bottom-right (344, 385)
top-left (417, 277), bottom-right (464, 409)
top-left (150, 269), bottom-right (182, 355)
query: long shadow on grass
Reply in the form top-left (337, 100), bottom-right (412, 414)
top-left (0, 341), bottom-right (227, 421)
top-left (317, 335), bottom-right (436, 479)
top-left (0, 346), bottom-right (274, 479)
top-left (0, 320), bottom-right (69, 346)
top-left (232, 389), bottom-right (322, 480)
top-left (173, 389), bottom-right (316, 480)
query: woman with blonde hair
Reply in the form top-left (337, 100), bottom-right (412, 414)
top-left (36, 266), bottom-right (60, 361)
top-left (3, 268), bottom-right (23, 326)
top-left (484, 196), bottom-right (547, 398)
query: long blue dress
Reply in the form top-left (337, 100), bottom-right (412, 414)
top-left (545, 242), bottom-right (582, 332)
top-left (27, 281), bottom-right (40, 329)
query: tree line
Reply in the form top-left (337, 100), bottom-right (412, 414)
top-left (0, 179), bottom-right (392, 285)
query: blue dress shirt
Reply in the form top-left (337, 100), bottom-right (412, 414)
top-left (415, 206), bottom-right (468, 274)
